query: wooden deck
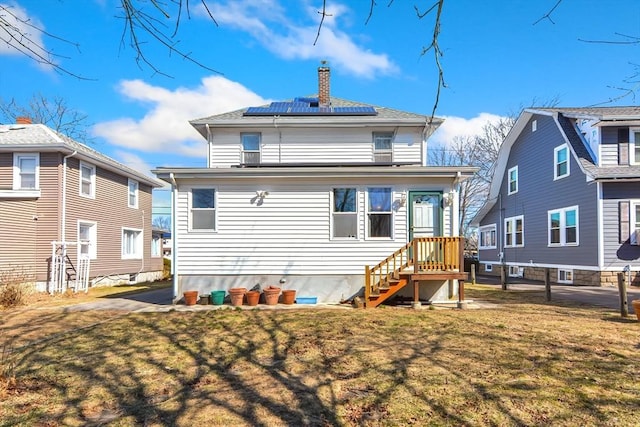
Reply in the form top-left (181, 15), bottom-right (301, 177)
top-left (364, 237), bottom-right (467, 308)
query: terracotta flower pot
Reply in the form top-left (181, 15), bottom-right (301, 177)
top-left (183, 290), bottom-right (198, 306)
top-left (263, 286), bottom-right (281, 305)
top-left (246, 290), bottom-right (260, 306)
top-left (228, 288), bottom-right (247, 307)
top-left (632, 300), bottom-right (640, 321)
top-left (281, 289), bottom-right (296, 305)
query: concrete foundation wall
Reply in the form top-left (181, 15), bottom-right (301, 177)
top-left (479, 264), bottom-right (640, 287)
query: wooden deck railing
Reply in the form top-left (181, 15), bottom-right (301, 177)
top-left (365, 237), bottom-right (465, 302)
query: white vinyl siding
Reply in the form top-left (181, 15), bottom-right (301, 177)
top-left (479, 224), bottom-right (497, 249)
top-left (504, 215), bottom-right (524, 248)
top-left (548, 206), bottom-right (579, 247)
top-left (128, 179), bottom-right (139, 208)
top-left (79, 161), bottom-right (96, 198)
top-left (507, 166), bottom-right (518, 195)
top-left (554, 144), bottom-right (570, 180)
top-left (122, 228), bottom-right (143, 259)
top-left (208, 128), bottom-right (424, 166)
top-left (13, 153), bottom-right (39, 190)
top-left (173, 182), bottom-right (443, 276)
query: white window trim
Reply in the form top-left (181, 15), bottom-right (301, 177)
top-left (504, 215), bottom-right (524, 248)
top-left (532, 120), bottom-right (537, 132)
top-left (189, 187), bottom-right (217, 232)
top-left (479, 224), bottom-right (497, 249)
top-left (330, 187), bottom-right (359, 240)
top-left (365, 187), bottom-right (394, 240)
top-left (631, 200), bottom-right (640, 245)
top-left (507, 166), bottom-right (518, 195)
top-left (77, 220), bottom-right (97, 260)
top-left (79, 161), bottom-right (96, 199)
top-left (548, 206), bottom-right (579, 247)
top-left (241, 132), bottom-right (261, 165)
top-left (508, 265), bottom-right (524, 278)
top-left (557, 269), bottom-right (574, 284)
top-left (631, 129), bottom-right (640, 165)
top-left (554, 144), bottom-right (570, 180)
top-left (121, 227), bottom-right (143, 260)
top-left (13, 152), bottom-right (40, 191)
top-left (128, 179), bottom-right (139, 209)
top-left (151, 234), bottom-right (162, 258)
top-left (484, 263), bottom-right (493, 272)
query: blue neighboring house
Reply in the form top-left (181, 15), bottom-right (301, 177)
top-left (472, 107), bottom-right (640, 286)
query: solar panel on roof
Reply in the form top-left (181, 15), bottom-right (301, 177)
top-left (243, 101), bottom-right (378, 116)
top-left (294, 97), bottom-right (319, 103)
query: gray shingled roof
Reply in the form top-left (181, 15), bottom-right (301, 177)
top-left (550, 109), bottom-right (640, 180)
top-left (190, 97), bottom-right (439, 124)
top-left (0, 124), bottom-right (163, 187)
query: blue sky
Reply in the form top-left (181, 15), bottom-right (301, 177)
top-left (2, 0), bottom-right (640, 180)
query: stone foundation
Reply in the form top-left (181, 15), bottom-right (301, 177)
top-left (479, 264), bottom-right (640, 287)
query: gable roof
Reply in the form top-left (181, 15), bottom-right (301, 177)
top-left (190, 97), bottom-right (442, 137)
top-left (471, 106), bottom-right (640, 226)
top-left (0, 124), bottom-right (163, 188)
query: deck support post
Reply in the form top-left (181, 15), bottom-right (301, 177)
top-left (411, 280), bottom-right (421, 309)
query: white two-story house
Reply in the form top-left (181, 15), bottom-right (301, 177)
top-left (153, 66), bottom-right (476, 306)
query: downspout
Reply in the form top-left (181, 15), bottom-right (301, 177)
top-left (169, 172), bottom-right (178, 302)
top-left (206, 124), bottom-right (211, 168)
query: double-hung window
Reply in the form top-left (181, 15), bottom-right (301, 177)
top-left (507, 166), bottom-right (518, 195)
top-left (122, 228), bottom-right (142, 259)
top-left (191, 188), bottom-right (216, 231)
top-left (632, 130), bottom-right (640, 165)
top-left (548, 206), bottom-right (578, 246)
top-left (13, 153), bottom-right (39, 190)
top-left (332, 188), bottom-right (358, 239)
top-left (554, 144), bottom-right (569, 179)
top-left (373, 132), bottom-right (393, 163)
top-left (80, 161), bottom-right (96, 198)
top-left (78, 221), bottom-right (97, 259)
top-left (479, 224), bottom-right (497, 249)
top-left (151, 234), bottom-right (161, 257)
top-left (504, 215), bottom-right (524, 247)
top-left (367, 187), bottom-right (392, 238)
top-left (631, 202), bottom-right (640, 245)
top-left (128, 179), bottom-right (139, 208)
top-left (241, 133), bottom-right (261, 165)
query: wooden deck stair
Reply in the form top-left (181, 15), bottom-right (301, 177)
top-left (364, 237), bottom-right (467, 308)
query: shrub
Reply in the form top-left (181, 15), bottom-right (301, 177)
top-left (0, 266), bottom-right (33, 308)
top-left (163, 258), bottom-right (172, 280)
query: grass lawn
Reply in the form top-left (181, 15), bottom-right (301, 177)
top-left (1, 283), bottom-right (639, 426)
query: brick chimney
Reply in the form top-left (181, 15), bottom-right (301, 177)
top-left (318, 63), bottom-right (330, 107)
top-left (16, 116), bottom-right (32, 124)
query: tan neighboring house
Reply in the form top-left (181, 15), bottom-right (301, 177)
top-left (0, 119), bottom-right (164, 292)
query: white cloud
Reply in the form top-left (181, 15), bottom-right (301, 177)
top-left (201, 1), bottom-right (397, 78)
top-left (92, 75), bottom-right (268, 157)
top-left (430, 113), bottom-right (507, 148)
top-left (0, 2), bottom-right (49, 62)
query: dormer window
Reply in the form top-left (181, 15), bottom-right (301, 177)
top-left (373, 132), bottom-right (393, 163)
top-left (241, 133), bottom-right (261, 165)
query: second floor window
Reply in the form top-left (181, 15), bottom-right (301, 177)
top-left (13, 153), bottom-right (39, 190)
top-left (505, 215), bottom-right (524, 247)
top-left (242, 133), bottom-right (261, 164)
top-left (632, 130), bottom-right (640, 165)
top-left (373, 132), bottom-right (393, 163)
top-left (128, 179), bottom-right (139, 208)
top-left (80, 161), bottom-right (96, 198)
top-left (632, 202), bottom-right (640, 245)
top-left (332, 188), bottom-right (358, 238)
top-left (554, 144), bottom-right (569, 179)
top-left (508, 166), bottom-right (518, 195)
top-left (548, 206), bottom-right (578, 246)
top-left (368, 187), bottom-right (392, 238)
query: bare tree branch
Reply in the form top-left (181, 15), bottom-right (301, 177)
top-left (314, 0), bottom-right (331, 46)
top-left (533, 0), bottom-right (563, 25)
top-left (0, 94), bottom-right (92, 143)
